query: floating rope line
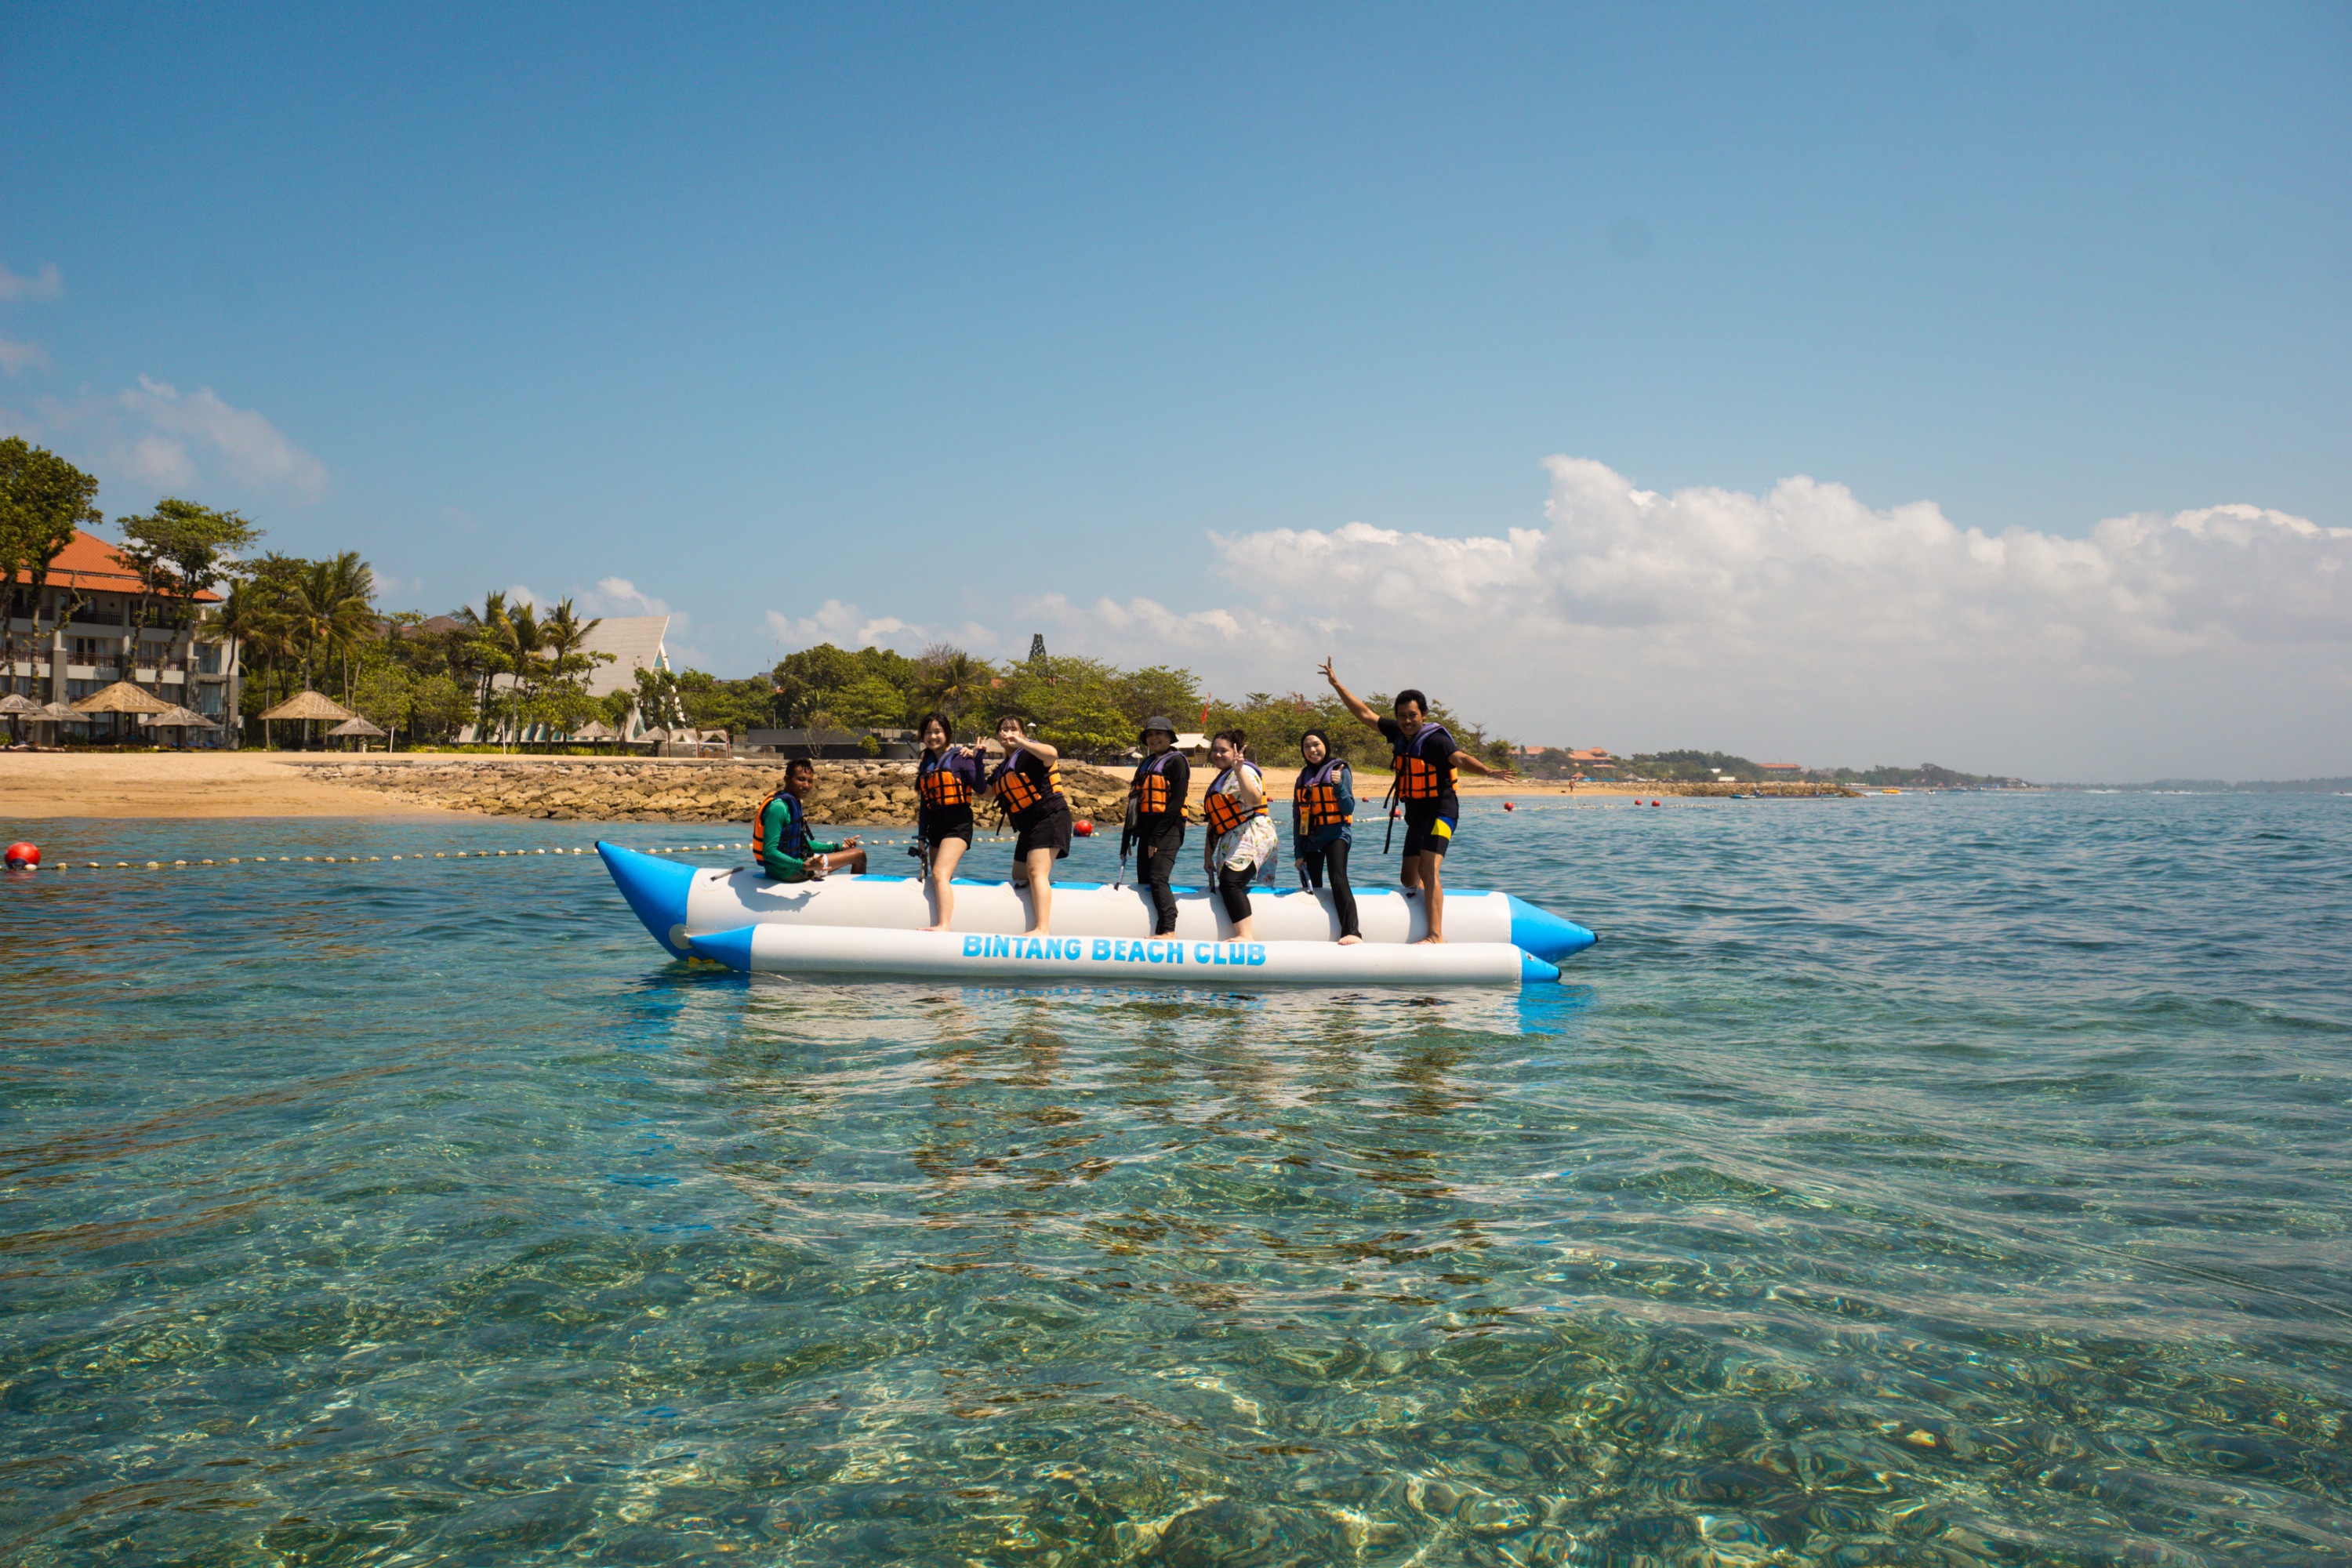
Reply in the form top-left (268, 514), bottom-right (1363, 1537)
top-left (35, 837), bottom-right (941, 871)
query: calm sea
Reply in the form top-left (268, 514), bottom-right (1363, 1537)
top-left (3, 793), bottom-right (2349, 1566)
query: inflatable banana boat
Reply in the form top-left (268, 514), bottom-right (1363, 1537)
top-left (598, 840), bottom-right (1595, 989)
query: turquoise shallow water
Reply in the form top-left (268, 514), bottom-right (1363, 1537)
top-left (3, 793), bottom-right (2350, 1566)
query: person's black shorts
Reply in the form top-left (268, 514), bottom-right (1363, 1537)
top-left (1401, 800), bottom-right (1458, 858)
top-left (1013, 808), bottom-right (1073, 861)
top-left (922, 822), bottom-right (975, 848)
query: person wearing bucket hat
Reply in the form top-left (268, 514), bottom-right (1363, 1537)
top-left (1122, 715), bottom-right (1190, 935)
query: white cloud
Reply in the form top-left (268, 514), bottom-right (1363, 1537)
top-left (0, 337), bottom-right (49, 375)
top-left (764, 599), bottom-right (992, 653)
top-left (115, 377), bottom-right (328, 499)
top-left (1183, 457), bottom-right (2352, 775)
top-left (833, 456), bottom-right (2348, 777)
top-left (582, 576), bottom-right (670, 618)
top-left (1211, 458), bottom-right (2352, 662)
top-left (14, 376), bottom-right (328, 502)
top-left (0, 263), bottom-right (63, 302)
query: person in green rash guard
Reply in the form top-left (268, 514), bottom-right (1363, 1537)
top-left (753, 758), bottom-right (868, 882)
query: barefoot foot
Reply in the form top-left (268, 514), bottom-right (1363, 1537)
top-left (1338, 935), bottom-right (1363, 946)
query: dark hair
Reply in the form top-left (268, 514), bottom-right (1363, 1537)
top-left (786, 757), bottom-right (815, 775)
top-left (996, 713), bottom-right (1025, 731)
top-left (1214, 728), bottom-right (1248, 753)
top-left (1393, 688), bottom-right (1428, 716)
top-left (916, 712), bottom-right (953, 745)
top-left (1300, 728), bottom-right (1331, 758)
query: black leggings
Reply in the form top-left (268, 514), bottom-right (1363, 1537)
top-left (1216, 865), bottom-right (1255, 926)
top-left (1297, 838), bottom-right (1362, 938)
top-left (1136, 835), bottom-right (1181, 935)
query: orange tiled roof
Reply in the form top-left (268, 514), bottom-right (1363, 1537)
top-left (2, 531), bottom-right (223, 601)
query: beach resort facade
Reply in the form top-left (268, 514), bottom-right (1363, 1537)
top-left (3, 531), bottom-right (240, 742)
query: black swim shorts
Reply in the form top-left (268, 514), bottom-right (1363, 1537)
top-left (1014, 807), bottom-right (1073, 861)
top-left (1400, 800), bottom-right (1457, 858)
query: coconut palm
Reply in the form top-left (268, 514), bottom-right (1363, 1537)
top-left (914, 644), bottom-right (993, 724)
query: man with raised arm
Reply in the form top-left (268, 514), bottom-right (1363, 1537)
top-left (1320, 657), bottom-right (1515, 942)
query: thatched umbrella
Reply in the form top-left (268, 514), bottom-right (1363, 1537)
top-left (0, 691), bottom-right (33, 744)
top-left (634, 726), bottom-right (669, 749)
top-left (73, 679), bottom-right (171, 745)
top-left (572, 718), bottom-right (616, 755)
top-left (147, 704), bottom-right (223, 741)
top-left (328, 715), bottom-right (387, 752)
top-left (256, 690), bottom-right (358, 751)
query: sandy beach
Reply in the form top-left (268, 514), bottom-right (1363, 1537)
top-left (1, 750), bottom-right (1851, 823)
top-left (1, 751), bottom-right (459, 819)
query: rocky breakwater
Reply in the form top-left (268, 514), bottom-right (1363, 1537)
top-left (305, 757), bottom-right (1137, 826)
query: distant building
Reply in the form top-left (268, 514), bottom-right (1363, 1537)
top-left (465, 612), bottom-right (674, 744)
top-left (3, 530), bottom-right (239, 743)
top-left (1759, 761), bottom-right (1804, 774)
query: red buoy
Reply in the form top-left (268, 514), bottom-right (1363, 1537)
top-left (1502, 801), bottom-right (1515, 811)
top-left (4, 841), bottom-right (38, 869)
top-left (1073, 819), bottom-right (1094, 837)
top-left (1651, 800), bottom-right (1661, 808)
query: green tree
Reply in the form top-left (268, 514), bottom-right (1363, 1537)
top-left (911, 644), bottom-right (998, 724)
top-left (0, 437), bottom-right (102, 671)
top-left (1108, 663), bottom-right (1202, 731)
top-left (824, 670), bottom-right (907, 729)
top-left (997, 655), bottom-right (1136, 760)
top-left (671, 670), bottom-right (775, 736)
top-left (771, 641), bottom-right (921, 728)
top-left (281, 552), bottom-right (377, 702)
top-left (115, 498), bottom-right (262, 630)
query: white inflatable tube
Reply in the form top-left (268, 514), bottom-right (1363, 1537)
top-left (687, 923), bottom-right (1557, 988)
top-left (597, 841), bottom-right (1597, 963)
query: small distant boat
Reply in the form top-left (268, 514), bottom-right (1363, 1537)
top-left (1882, 788), bottom-right (1902, 795)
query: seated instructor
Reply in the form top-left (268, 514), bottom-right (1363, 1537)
top-left (1321, 657), bottom-right (1514, 942)
top-left (984, 714), bottom-right (1072, 935)
top-left (1122, 715), bottom-right (1190, 937)
top-left (753, 758), bottom-right (867, 881)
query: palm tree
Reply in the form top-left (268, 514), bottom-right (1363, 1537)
top-left (535, 598), bottom-right (604, 746)
top-left (206, 579), bottom-right (278, 743)
top-left (456, 590), bottom-right (511, 735)
top-left (914, 644), bottom-right (993, 724)
top-left (277, 554), bottom-right (375, 744)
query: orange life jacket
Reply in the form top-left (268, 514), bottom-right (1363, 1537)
top-left (1203, 765), bottom-right (1266, 837)
top-left (994, 751), bottom-right (1063, 817)
top-left (1294, 759), bottom-right (1351, 830)
top-left (1130, 750), bottom-right (1183, 817)
top-left (919, 750), bottom-right (974, 811)
top-left (1392, 724), bottom-right (1457, 802)
top-left (751, 788), bottom-right (811, 859)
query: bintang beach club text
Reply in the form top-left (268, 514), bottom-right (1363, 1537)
top-left (963, 935), bottom-right (1269, 968)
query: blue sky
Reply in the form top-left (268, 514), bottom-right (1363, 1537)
top-left (5, 3), bottom-right (2347, 775)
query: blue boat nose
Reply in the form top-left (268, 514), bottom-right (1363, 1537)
top-left (1506, 895), bottom-right (1599, 962)
top-left (597, 840), bottom-right (698, 957)
top-left (684, 926), bottom-right (757, 972)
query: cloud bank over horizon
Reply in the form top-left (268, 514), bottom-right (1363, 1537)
top-left (766, 458), bottom-right (2351, 781)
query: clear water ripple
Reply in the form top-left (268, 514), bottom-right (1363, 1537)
top-left (2, 793), bottom-right (2349, 1566)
